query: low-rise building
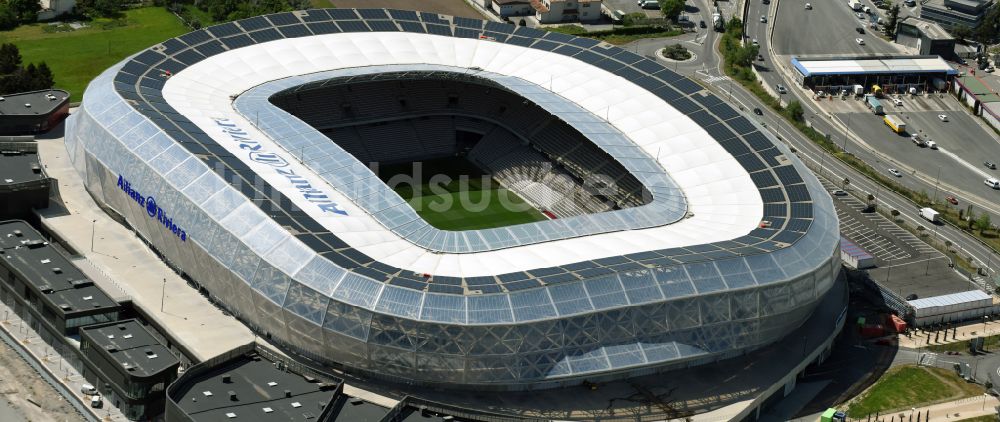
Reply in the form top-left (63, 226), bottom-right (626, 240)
top-left (919, 0), bottom-right (995, 30)
top-left (166, 343), bottom-right (344, 422)
top-left (0, 89), bottom-right (69, 135)
top-left (38, 0), bottom-right (75, 20)
top-left (531, 0), bottom-right (603, 24)
top-left (492, 0), bottom-right (534, 17)
top-left (895, 16), bottom-right (957, 58)
top-left (0, 139), bottom-right (51, 221)
top-left (0, 220), bottom-right (120, 337)
top-left (79, 319), bottom-right (180, 420)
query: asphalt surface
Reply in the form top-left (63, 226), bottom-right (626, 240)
top-left (835, 108), bottom-right (1000, 206)
top-left (769, 0), bottom-right (899, 56)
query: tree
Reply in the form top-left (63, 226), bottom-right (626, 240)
top-left (34, 62), bottom-right (53, 90)
top-left (952, 25), bottom-right (974, 42)
top-left (786, 100), bottom-right (805, 122)
top-left (976, 213), bottom-right (992, 234)
top-left (0, 43), bottom-right (22, 75)
top-left (884, 4), bottom-right (900, 38)
top-left (77, 0), bottom-right (124, 18)
top-left (0, 5), bottom-right (15, 30)
top-left (660, 0), bottom-right (685, 22)
top-left (6, 0), bottom-right (39, 22)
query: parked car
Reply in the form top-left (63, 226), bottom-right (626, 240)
top-left (776, 84), bottom-right (787, 94)
top-left (831, 189), bottom-right (847, 196)
top-left (753, 108), bottom-right (763, 115)
top-left (938, 114), bottom-right (949, 121)
top-left (946, 196), bottom-right (958, 205)
top-left (757, 54), bottom-right (764, 61)
top-left (888, 168), bottom-right (902, 177)
top-left (760, 15), bottom-right (767, 23)
top-left (986, 161), bottom-right (998, 170)
top-left (700, 20), bottom-right (707, 28)
top-left (856, 26), bottom-right (865, 34)
top-left (855, 38), bottom-right (865, 45)
top-left (892, 98), bottom-right (903, 106)
top-left (752, 38), bottom-right (759, 46)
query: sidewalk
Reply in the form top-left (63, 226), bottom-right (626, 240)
top-left (897, 320), bottom-right (1000, 350)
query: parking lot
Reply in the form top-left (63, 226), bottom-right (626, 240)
top-left (823, 179), bottom-right (981, 298)
top-left (825, 179), bottom-right (937, 265)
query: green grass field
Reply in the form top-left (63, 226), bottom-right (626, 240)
top-left (0, 8), bottom-right (189, 101)
top-left (846, 365), bottom-right (985, 418)
top-left (380, 158), bottom-right (546, 231)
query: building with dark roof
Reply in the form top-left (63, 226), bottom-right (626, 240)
top-left (896, 16), bottom-right (957, 58)
top-left (79, 319), bottom-right (180, 420)
top-left (920, 0), bottom-right (996, 30)
top-left (0, 89), bottom-right (69, 135)
top-left (166, 343), bottom-right (342, 422)
top-left (0, 220), bottom-right (119, 335)
top-left (0, 139), bottom-right (51, 221)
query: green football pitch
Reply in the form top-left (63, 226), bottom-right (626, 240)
top-left (380, 159), bottom-right (546, 231)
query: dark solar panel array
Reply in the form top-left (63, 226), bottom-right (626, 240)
top-left (115, 8), bottom-right (814, 296)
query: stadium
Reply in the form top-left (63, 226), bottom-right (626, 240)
top-left (65, 8), bottom-right (840, 390)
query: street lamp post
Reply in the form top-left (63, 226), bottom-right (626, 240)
top-left (90, 219), bottom-right (97, 252)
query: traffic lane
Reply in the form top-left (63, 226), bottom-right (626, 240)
top-left (835, 111), bottom-right (1000, 202)
top-left (771, 0), bottom-right (896, 55)
top-left (900, 110), bottom-right (1000, 172)
top-left (717, 81), bottom-right (999, 270)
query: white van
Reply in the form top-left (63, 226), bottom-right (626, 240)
top-left (986, 177), bottom-right (1000, 189)
top-left (81, 384), bottom-right (97, 395)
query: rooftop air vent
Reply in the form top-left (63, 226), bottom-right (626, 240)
top-left (23, 103), bottom-right (30, 108)
top-left (40, 258), bottom-right (51, 264)
top-left (284, 390), bottom-right (291, 398)
top-left (262, 407), bottom-right (273, 413)
top-left (222, 374), bottom-right (231, 383)
top-left (117, 325), bottom-right (126, 330)
top-left (58, 304), bottom-right (71, 311)
top-left (52, 267), bottom-right (62, 274)
top-left (71, 280), bottom-right (94, 288)
top-left (228, 391), bottom-right (237, 401)
top-left (40, 286), bottom-right (53, 294)
top-left (82, 296), bottom-right (93, 301)
top-left (225, 412), bottom-right (236, 418)
top-left (12, 230), bottom-right (21, 236)
top-left (202, 391), bottom-right (213, 397)
top-left (122, 334), bottom-right (132, 339)
top-left (349, 397), bottom-right (364, 405)
top-left (106, 346), bottom-right (117, 352)
top-left (266, 381), bottom-right (277, 387)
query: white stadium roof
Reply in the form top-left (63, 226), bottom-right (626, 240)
top-left (162, 32), bottom-right (764, 278)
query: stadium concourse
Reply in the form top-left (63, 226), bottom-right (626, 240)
top-left (65, 5), bottom-right (842, 402)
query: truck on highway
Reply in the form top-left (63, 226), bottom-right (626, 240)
top-left (872, 84), bottom-right (883, 98)
top-left (865, 94), bottom-right (884, 114)
top-left (919, 207), bottom-right (940, 223)
top-left (848, 0), bottom-right (862, 10)
top-left (853, 84), bottom-right (864, 96)
top-left (911, 133), bottom-right (926, 147)
top-left (712, 9), bottom-right (724, 31)
top-left (884, 114), bottom-right (905, 133)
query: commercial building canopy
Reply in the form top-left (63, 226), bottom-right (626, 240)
top-left (792, 55), bottom-right (958, 77)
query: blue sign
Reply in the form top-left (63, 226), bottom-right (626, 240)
top-left (211, 117), bottom-right (348, 216)
top-left (117, 175), bottom-right (187, 242)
